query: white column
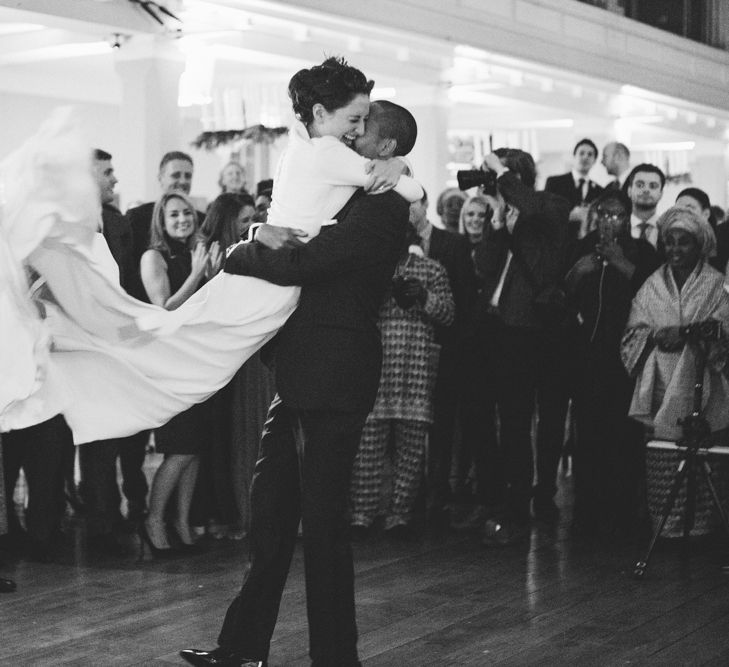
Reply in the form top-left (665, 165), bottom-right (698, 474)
top-left (402, 84), bottom-right (451, 217)
top-left (113, 50), bottom-right (186, 208)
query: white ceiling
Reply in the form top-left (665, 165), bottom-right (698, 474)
top-left (1, 0), bottom-right (727, 151)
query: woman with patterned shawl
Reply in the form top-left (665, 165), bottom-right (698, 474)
top-left (621, 206), bottom-right (729, 442)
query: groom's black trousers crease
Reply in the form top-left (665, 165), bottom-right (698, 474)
top-left (219, 394), bottom-right (365, 667)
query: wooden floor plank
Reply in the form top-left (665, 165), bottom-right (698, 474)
top-left (2, 495), bottom-right (729, 666)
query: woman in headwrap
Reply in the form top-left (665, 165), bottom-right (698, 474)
top-left (621, 206), bottom-right (729, 536)
top-left (621, 206), bottom-right (729, 442)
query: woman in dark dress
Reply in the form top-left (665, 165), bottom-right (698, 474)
top-left (198, 193), bottom-right (275, 539)
top-left (139, 192), bottom-right (221, 553)
top-left (564, 189), bottom-right (660, 540)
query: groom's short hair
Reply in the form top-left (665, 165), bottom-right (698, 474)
top-left (372, 100), bottom-right (417, 156)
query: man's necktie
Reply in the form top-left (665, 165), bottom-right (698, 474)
top-left (578, 178), bottom-right (586, 204)
top-left (638, 222), bottom-right (649, 240)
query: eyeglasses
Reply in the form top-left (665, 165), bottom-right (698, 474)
top-left (595, 209), bottom-right (627, 222)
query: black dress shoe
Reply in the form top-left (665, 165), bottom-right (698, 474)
top-left (350, 524), bottom-right (371, 542)
top-left (179, 648), bottom-right (263, 666)
top-left (0, 577), bottom-right (17, 593)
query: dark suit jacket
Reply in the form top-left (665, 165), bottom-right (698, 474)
top-left (712, 223), bottom-right (729, 273)
top-left (224, 189), bottom-right (408, 413)
top-left (101, 204), bottom-right (135, 293)
top-left (544, 172), bottom-right (603, 208)
top-left (428, 226), bottom-right (476, 346)
top-left (126, 201), bottom-right (205, 301)
top-left (475, 172), bottom-right (571, 329)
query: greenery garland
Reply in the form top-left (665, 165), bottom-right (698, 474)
top-left (191, 125), bottom-right (289, 150)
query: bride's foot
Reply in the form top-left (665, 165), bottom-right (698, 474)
top-left (173, 520), bottom-right (196, 546)
top-left (144, 518), bottom-right (171, 550)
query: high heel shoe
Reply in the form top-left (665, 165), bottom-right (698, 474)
top-left (138, 522), bottom-right (178, 560)
top-left (173, 521), bottom-right (202, 553)
top-left (0, 577), bottom-right (16, 593)
top-left (173, 521), bottom-right (196, 546)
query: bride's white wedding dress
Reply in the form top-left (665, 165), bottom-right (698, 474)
top-left (1, 110), bottom-right (421, 443)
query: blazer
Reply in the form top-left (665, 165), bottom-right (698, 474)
top-left (224, 189), bottom-right (408, 413)
top-left (101, 203), bottom-right (135, 293)
top-left (544, 172), bottom-right (603, 209)
top-left (475, 171), bottom-right (571, 329)
top-left (711, 223), bottom-right (729, 273)
top-left (427, 226), bottom-right (476, 345)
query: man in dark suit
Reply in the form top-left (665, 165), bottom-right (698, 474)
top-left (180, 100), bottom-right (418, 667)
top-left (408, 191), bottom-right (476, 521)
top-left (76, 150), bottom-right (150, 554)
top-left (601, 141), bottom-right (632, 193)
top-left (473, 149), bottom-right (571, 545)
top-left (545, 138), bottom-right (603, 239)
top-left (125, 150), bottom-right (204, 301)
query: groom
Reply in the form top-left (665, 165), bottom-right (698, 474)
top-left (180, 100), bottom-right (418, 667)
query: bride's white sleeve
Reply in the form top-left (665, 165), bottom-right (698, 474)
top-left (315, 139), bottom-right (423, 203)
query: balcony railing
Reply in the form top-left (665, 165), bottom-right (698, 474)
top-left (576, 0), bottom-right (726, 50)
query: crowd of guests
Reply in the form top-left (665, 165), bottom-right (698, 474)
top-left (3, 134), bottom-right (729, 590)
top-left (0, 150), bottom-right (275, 570)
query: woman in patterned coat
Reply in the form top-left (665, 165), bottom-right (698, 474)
top-left (350, 231), bottom-right (455, 537)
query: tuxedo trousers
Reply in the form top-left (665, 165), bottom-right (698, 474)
top-left (218, 394), bottom-right (366, 667)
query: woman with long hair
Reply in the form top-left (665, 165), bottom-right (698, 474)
top-left (139, 192), bottom-right (221, 554)
top-left (198, 192), bottom-right (274, 540)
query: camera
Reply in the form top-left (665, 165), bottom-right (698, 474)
top-left (679, 320), bottom-right (722, 343)
top-left (457, 168), bottom-right (498, 196)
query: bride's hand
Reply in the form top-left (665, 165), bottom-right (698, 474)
top-left (364, 158), bottom-right (406, 194)
top-left (256, 224), bottom-right (307, 250)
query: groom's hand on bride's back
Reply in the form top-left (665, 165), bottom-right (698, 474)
top-left (256, 224), bottom-right (307, 250)
top-left (224, 224), bottom-right (307, 275)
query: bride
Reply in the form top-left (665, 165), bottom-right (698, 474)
top-left (1, 57), bottom-right (422, 444)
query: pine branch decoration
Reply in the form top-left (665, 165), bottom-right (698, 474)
top-left (191, 125), bottom-right (289, 150)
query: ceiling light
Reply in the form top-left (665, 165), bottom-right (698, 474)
top-left (632, 141), bottom-right (695, 151)
top-left (0, 41), bottom-right (112, 65)
top-left (0, 23), bottom-right (44, 36)
top-left (615, 115), bottom-right (663, 125)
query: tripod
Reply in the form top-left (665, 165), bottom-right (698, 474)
top-left (633, 334), bottom-right (729, 579)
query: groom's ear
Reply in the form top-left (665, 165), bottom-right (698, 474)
top-left (378, 137), bottom-right (397, 158)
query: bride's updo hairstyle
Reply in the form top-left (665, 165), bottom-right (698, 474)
top-left (288, 56), bottom-right (374, 125)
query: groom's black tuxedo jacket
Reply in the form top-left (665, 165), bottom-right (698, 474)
top-left (224, 189), bottom-right (408, 414)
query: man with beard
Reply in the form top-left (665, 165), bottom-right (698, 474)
top-left (625, 163), bottom-right (665, 251)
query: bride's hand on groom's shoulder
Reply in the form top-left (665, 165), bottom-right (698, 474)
top-left (257, 224), bottom-right (307, 250)
top-left (364, 158), bottom-right (405, 194)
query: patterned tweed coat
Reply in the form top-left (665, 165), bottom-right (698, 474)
top-left (369, 250), bottom-right (455, 423)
